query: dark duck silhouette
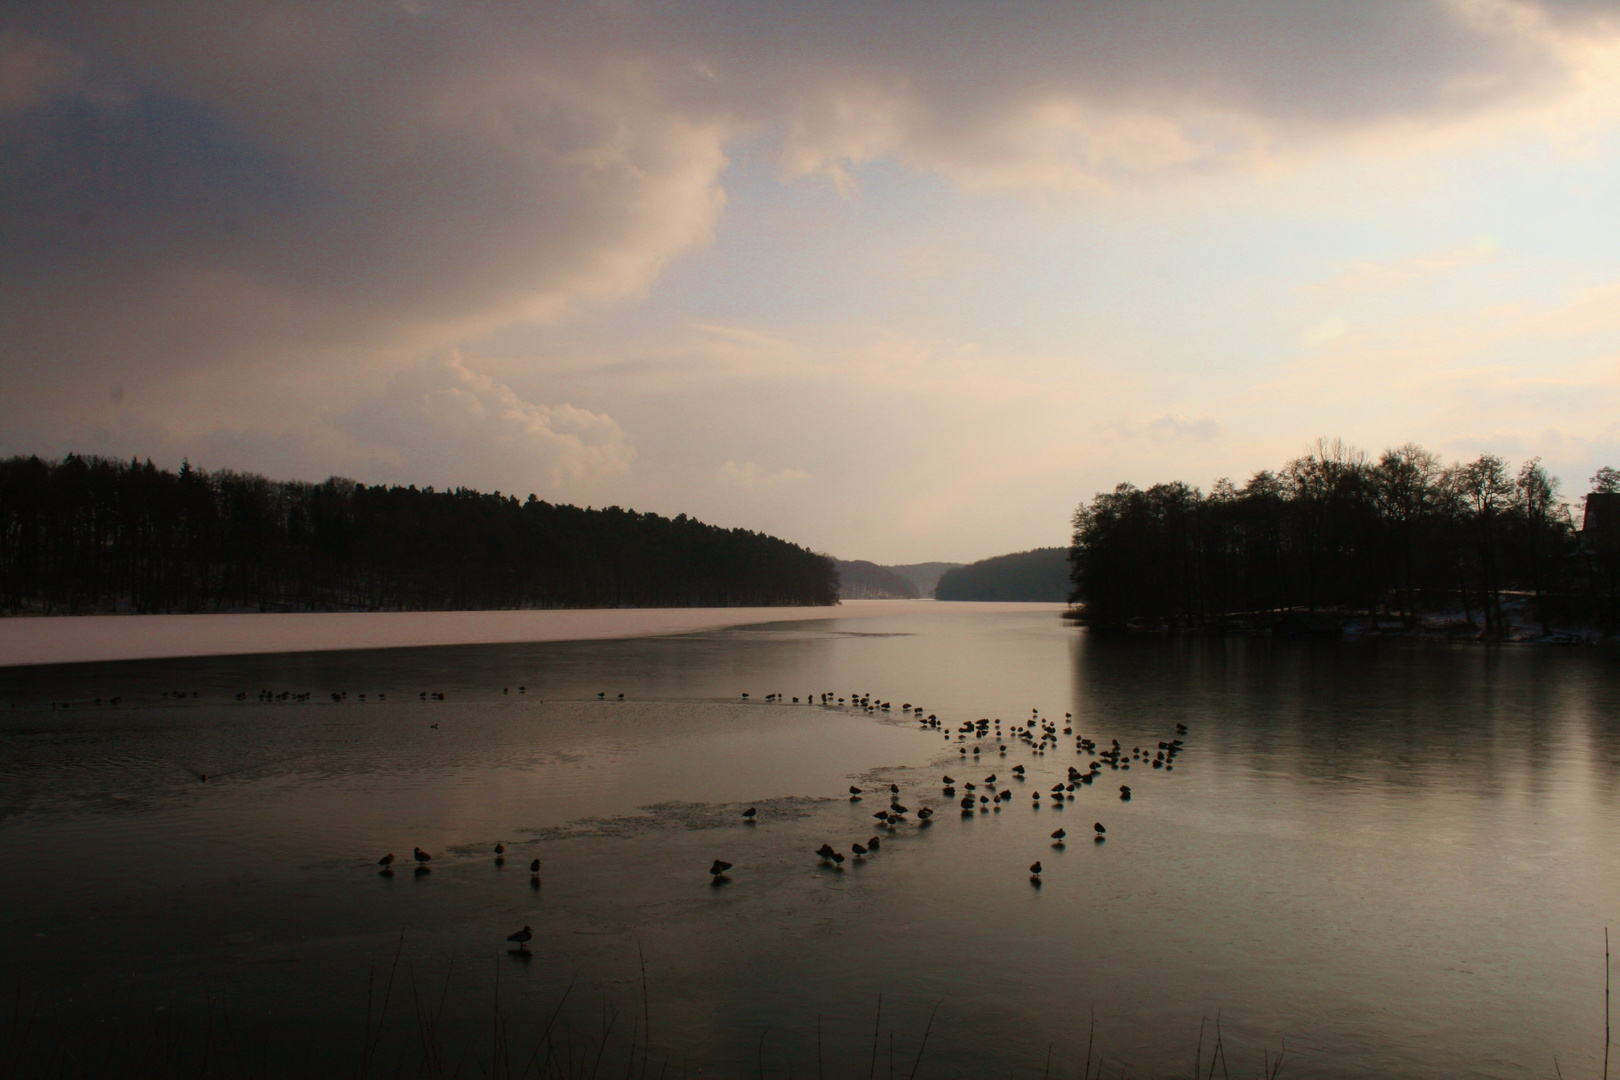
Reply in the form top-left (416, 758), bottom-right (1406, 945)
top-left (414, 847), bottom-right (432, 865)
top-left (378, 853), bottom-right (395, 868)
top-left (742, 807), bottom-right (757, 821)
top-left (709, 859), bottom-right (732, 877)
top-left (507, 925), bottom-right (533, 951)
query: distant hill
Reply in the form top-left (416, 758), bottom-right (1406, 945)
top-left (886, 562), bottom-right (961, 598)
top-left (934, 548), bottom-right (1070, 601)
top-left (835, 560), bottom-right (920, 599)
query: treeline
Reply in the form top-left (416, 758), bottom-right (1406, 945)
top-left (935, 548), bottom-right (1070, 601)
top-left (835, 560), bottom-right (920, 600)
top-left (0, 455), bottom-right (839, 614)
top-left (1069, 439), bottom-right (1620, 635)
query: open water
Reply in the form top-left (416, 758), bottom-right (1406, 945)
top-left (1, 608), bottom-right (1616, 1078)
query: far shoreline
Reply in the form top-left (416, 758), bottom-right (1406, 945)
top-left (0, 600), bottom-right (1070, 669)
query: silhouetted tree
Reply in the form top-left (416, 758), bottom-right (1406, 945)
top-left (1068, 440), bottom-right (1595, 636)
top-left (0, 456), bottom-right (838, 613)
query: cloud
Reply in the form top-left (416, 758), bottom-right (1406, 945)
top-left (1306, 239), bottom-right (1501, 298)
top-left (0, 30), bottom-right (81, 114)
top-left (0, 8), bottom-right (731, 411)
top-left (1147, 414), bottom-right (1225, 443)
top-left (717, 460), bottom-right (811, 490)
top-left (1302, 317), bottom-right (1350, 346)
top-left (759, 0), bottom-right (1620, 191)
top-left (345, 353), bottom-right (633, 490)
top-left (4, 0), bottom-right (1615, 411)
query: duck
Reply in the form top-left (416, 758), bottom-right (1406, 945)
top-left (413, 847), bottom-right (432, 864)
top-left (377, 853), bottom-right (395, 868)
top-left (529, 858), bottom-right (541, 873)
top-left (1029, 861), bottom-right (1042, 875)
top-left (507, 926), bottom-right (533, 951)
top-left (1051, 828), bottom-right (1066, 841)
top-left (494, 843), bottom-right (505, 855)
top-left (742, 807), bottom-right (757, 821)
top-left (851, 842), bottom-right (868, 856)
top-left (709, 859), bottom-right (732, 877)
top-left (866, 836), bottom-right (880, 851)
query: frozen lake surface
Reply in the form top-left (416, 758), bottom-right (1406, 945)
top-left (1, 607), bottom-right (1616, 1077)
top-left (0, 599), bottom-right (1045, 667)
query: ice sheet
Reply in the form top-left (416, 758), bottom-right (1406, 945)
top-left (0, 600), bottom-right (1066, 667)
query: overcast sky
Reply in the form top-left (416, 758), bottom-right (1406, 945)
top-left (4, 0), bottom-right (1619, 562)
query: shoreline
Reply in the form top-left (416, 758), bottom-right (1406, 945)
top-left (0, 600), bottom-right (1069, 669)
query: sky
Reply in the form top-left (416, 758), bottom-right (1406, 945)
top-left (3, 0), bottom-right (1620, 564)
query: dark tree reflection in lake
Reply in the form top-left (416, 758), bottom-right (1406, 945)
top-left (0, 609), bottom-right (1615, 1077)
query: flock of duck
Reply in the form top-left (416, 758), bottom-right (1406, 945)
top-left (306, 683), bottom-right (1186, 950)
top-left (708, 694), bottom-right (1190, 892)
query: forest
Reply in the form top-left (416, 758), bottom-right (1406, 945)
top-left (934, 548), bottom-right (1070, 602)
top-left (0, 455), bottom-right (839, 614)
top-left (1068, 439), bottom-right (1620, 635)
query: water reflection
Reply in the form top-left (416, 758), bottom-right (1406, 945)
top-left (0, 612), bottom-right (1615, 1078)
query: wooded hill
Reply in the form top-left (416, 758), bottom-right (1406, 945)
top-left (834, 560), bottom-right (920, 599)
top-left (935, 548), bottom-right (1069, 601)
top-left (0, 455), bottom-right (839, 614)
top-left (1069, 440), bottom-right (1619, 635)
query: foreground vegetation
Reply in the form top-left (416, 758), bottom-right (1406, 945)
top-left (0, 455), bottom-right (838, 613)
top-left (1069, 439), bottom-right (1619, 635)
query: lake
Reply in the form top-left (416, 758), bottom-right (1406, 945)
top-left (1, 607), bottom-right (1615, 1078)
